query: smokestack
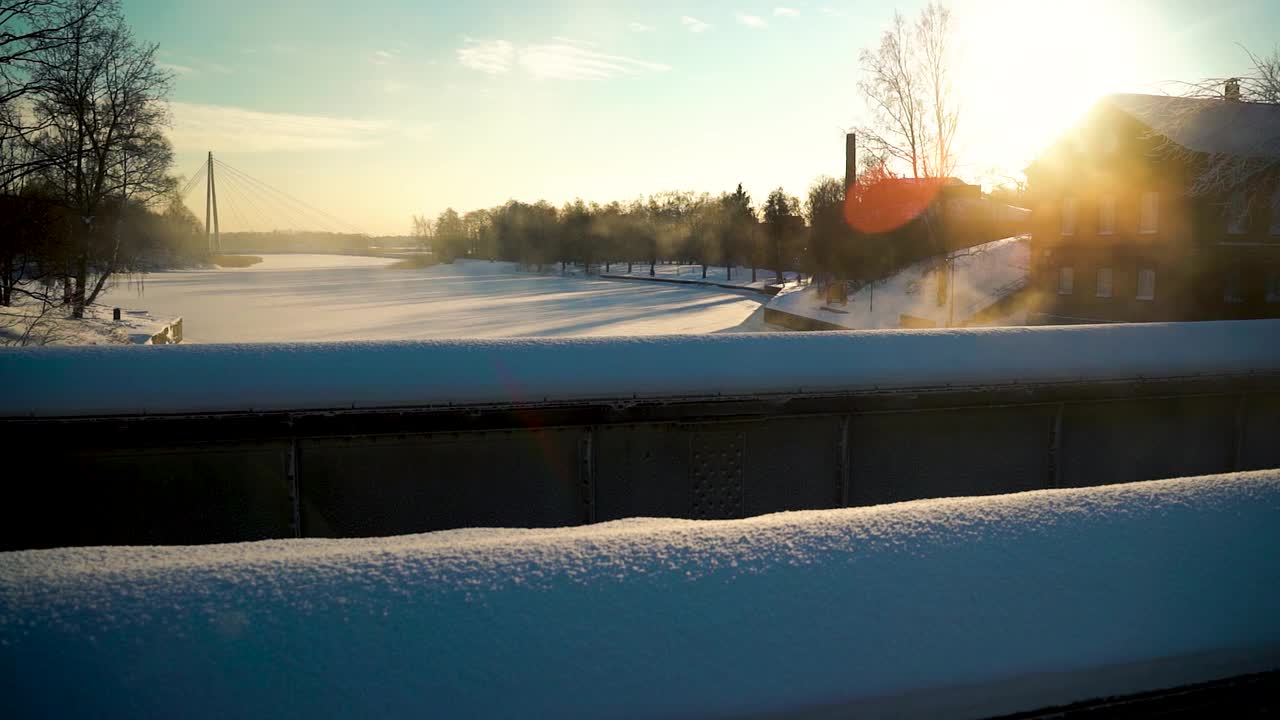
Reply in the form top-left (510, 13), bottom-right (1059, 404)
top-left (1224, 78), bottom-right (1241, 102)
top-left (845, 133), bottom-right (857, 192)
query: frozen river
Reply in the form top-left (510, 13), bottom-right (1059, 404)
top-left (100, 255), bottom-right (766, 343)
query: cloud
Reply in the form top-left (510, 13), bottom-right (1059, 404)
top-left (737, 14), bottom-right (768, 28)
top-left (158, 62), bottom-right (194, 75)
top-left (774, 7), bottom-right (799, 17)
top-left (372, 49), bottom-right (396, 66)
top-left (628, 22), bottom-right (654, 32)
top-left (457, 39), bottom-right (515, 74)
top-left (458, 39), bottom-right (669, 80)
top-left (519, 43), bottom-right (670, 80)
top-left (680, 16), bottom-right (711, 33)
top-left (167, 102), bottom-right (391, 153)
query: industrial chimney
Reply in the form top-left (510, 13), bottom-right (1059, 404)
top-left (1224, 78), bottom-right (1242, 102)
top-left (845, 133), bottom-right (857, 191)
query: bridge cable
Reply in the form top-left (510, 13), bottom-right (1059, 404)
top-left (213, 159), bottom-right (364, 234)
top-left (213, 161), bottom-right (342, 233)
top-left (216, 167), bottom-right (304, 232)
top-left (213, 160), bottom-right (350, 234)
top-left (218, 173), bottom-right (274, 232)
top-left (178, 158), bottom-right (208, 199)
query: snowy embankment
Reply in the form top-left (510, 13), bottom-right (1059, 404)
top-left (769, 235), bottom-right (1029, 330)
top-left (0, 298), bottom-right (178, 346)
top-left (3, 319), bottom-right (1278, 418)
top-left (3, 471), bottom-right (1278, 719)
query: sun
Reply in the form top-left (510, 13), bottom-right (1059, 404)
top-left (956, 0), bottom-right (1153, 180)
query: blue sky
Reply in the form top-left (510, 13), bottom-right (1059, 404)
top-left (122, 0), bottom-right (1280, 234)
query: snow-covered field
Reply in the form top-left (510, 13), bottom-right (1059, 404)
top-left (97, 255), bottom-right (765, 343)
top-left (3, 470), bottom-right (1278, 719)
top-left (770, 235), bottom-right (1030, 329)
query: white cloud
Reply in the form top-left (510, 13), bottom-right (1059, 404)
top-left (737, 14), bottom-right (768, 28)
top-left (774, 7), bottom-right (799, 17)
top-left (458, 39), bottom-right (669, 80)
top-left (167, 102), bottom-right (391, 153)
top-left (680, 16), bottom-right (711, 33)
top-left (158, 62), bottom-right (194, 75)
top-left (457, 39), bottom-right (515, 74)
top-left (520, 43), bottom-right (669, 80)
top-left (818, 6), bottom-right (842, 16)
top-left (628, 22), bottom-right (655, 32)
top-left (372, 49), bottom-right (396, 66)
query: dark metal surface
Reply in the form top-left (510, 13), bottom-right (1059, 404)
top-left (995, 670), bottom-right (1279, 718)
top-left (3, 373), bottom-right (1278, 550)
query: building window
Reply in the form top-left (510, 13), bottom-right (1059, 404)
top-left (1096, 267), bottom-right (1113, 298)
top-left (1267, 273), bottom-right (1280, 303)
top-left (1098, 194), bottom-right (1115, 235)
top-left (1139, 191), bottom-right (1159, 234)
top-left (1136, 268), bottom-right (1156, 300)
top-left (1061, 197), bottom-right (1077, 236)
top-left (1224, 269), bottom-right (1244, 303)
top-left (1058, 266), bottom-right (1074, 295)
top-left (1227, 191), bottom-right (1249, 235)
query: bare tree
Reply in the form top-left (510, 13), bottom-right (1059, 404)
top-left (857, 2), bottom-right (959, 179)
top-left (2, 2), bottom-right (107, 180)
top-left (21, 0), bottom-right (172, 317)
top-left (1157, 45), bottom-right (1280, 198)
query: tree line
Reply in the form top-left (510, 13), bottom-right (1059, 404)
top-left (414, 2), bottom-right (970, 287)
top-left (414, 170), bottom-right (978, 289)
top-left (1, 0), bottom-right (199, 315)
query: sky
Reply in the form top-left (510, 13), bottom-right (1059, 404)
top-left (121, 0), bottom-right (1280, 235)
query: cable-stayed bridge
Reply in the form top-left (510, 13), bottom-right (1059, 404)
top-left (176, 151), bottom-right (366, 251)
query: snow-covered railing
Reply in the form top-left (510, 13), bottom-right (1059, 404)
top-left (3, 471), bottom-right (1278, 718)
top-left (2, 320), bottom-right (1278, 418)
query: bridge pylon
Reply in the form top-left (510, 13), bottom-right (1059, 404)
top-left (205, 151), bottom-right (220, 253)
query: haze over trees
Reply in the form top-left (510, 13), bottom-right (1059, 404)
top-left (0, 0), bottom-right (197, 315)
top-left (411, 3), bottom-right (982, 291)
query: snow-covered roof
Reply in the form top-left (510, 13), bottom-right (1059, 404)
top-left (1105, 93), bottom-right (1280, 159)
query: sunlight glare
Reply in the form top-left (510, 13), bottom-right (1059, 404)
top-left (958, 0), bottom-right (1152, 180)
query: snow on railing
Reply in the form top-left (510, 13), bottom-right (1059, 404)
top-left (1, 319), bottom-right (1278, 418)
top-left (3, 471), bottom-right (1279, 718)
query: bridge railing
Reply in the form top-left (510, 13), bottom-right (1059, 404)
top-left (2, 320), bottom-right (1278, 418)
top-left (2, 320), bottom-right (1278, 550)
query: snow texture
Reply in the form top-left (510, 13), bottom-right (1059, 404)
top-left (769, 236), bottom-right (1029, 329)
top-left (1107, 93), bottom-right (1280, 159)
top-left (3, 471), bottom-right (1279, 719)
top-left (97, 254), bottom-right (765, 343)
top-left (2, 318), bottom-right (1277, 418)
top-left (0, 298), bottom-right (176, 346)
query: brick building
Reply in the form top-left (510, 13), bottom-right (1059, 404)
top-left (1027, 92), bottom-right (1280, 324)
